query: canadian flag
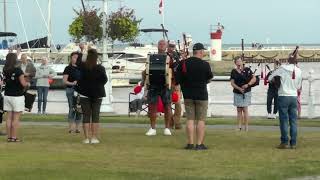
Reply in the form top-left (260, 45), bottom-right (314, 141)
top-left (159, 0), bottom-right (164, 14)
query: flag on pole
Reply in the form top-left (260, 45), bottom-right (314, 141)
top-left (159, 0), bottom-right (164, 14)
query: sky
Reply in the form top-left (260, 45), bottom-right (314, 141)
top-left (1, 0), bottom-right (320, 45)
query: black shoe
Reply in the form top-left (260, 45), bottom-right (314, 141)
top-left (195, 144), bottom-right (208, 150)
top-left (75, 130), bottom-right (81, 133)
top-left (184, 144), bottom-right (194, 150)
top-left (68, 130), bottom-right (74, 134)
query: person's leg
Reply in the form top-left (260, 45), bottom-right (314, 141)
top-left (267, 90), bottom-right (272, 114)
top-left (37, 87), bottom-right (43, 113)
top-left (11, 112), bottom-right (22, 139)
top-left (243, 107), bottom-right (249, 131)
top-left (274, 93), bottom-right (279, 115)
top-left (91, 98), bottom-right (102, 140)
top-left (196, 120), bottom-right (205, 145)
top-left (173, 100), bottom-right (182, 129)
top-left (184, 99), bottom-right (195, 145)
top-left (164, 104), bottom-right (172, 129)
top-left (278, 96), bottom-right (289, 146)
top-left (236, 107), bottom-right (243, 130)
top-left (42, 87), bottom-right (49, 113)
top-left (80, 98), bottom-right (92, 141)
top-left (66, 88), bottom-right (76, 132)
top-left (288, 97), bottom-right (298, 147)
top-left (195, 100), bottom-right (208, 145)
top-left (148, 103), bottom-right (157, 129)
top-left (6, 112), bottom-right (13, 139)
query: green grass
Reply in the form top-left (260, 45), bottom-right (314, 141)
top-left (0, 126), bottom-right (320, 180)
top-left (20, 114), bottom-right (320, 127)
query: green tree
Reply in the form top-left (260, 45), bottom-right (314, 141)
top-left (68, 8), bottom-right (102, 42)
top-left (107, 7), bottom-right (142, 43)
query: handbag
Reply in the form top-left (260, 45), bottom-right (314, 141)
top-left (24, 92), bottom-right (36, 112)
top-left (73, 94), bottom-right (82, 114)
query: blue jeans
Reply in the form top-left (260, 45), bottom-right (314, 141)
top-left (37, 86), bottom-right (49, 112)
top-left (66, 88), bottom-right (81, 123)
top-left (278, 96), bottom-right (298, 146)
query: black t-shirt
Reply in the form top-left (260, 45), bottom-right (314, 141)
top-left (177, 57), bottom-right (213, 100)
top-left (63, 65), bottom-right (81, 88)
top-left (230, 67), bottom-right (253, 94)
top-left (266, 71), bottom-right (278, 93)
top-left (3, 67), bottom-right (24, 96)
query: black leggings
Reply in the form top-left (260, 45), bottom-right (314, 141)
top-left (80, 97), bottom-right (102, 123)
top-left (267, 90), bottom-right (278, 114)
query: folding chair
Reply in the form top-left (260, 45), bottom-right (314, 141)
top-left (128, 92), bottom-right (148, 117)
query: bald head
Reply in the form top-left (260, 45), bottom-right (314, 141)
top-left (158, 40), bottom-right (167, 54)
top-left (21, 54), bottom-right (28, 64)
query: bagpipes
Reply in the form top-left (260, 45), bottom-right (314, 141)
top-left (241, 39), bottom-right (260, 87)
top-left (273, 46), bottom-right (299, 89)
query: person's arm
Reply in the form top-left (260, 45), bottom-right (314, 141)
top-left (29, 63), bottom-right (36, 78)
top-left (268, 67), bottom-right (283, 81)
top-left (98, 66), bottom-right (108, 85)
top-left (206, 62), bottom-right (214, 83)
top-left (35, 68), bottom-right (41, 79)
top-left (63, 74), bottom-right (77, 86)
top-left (19, 74), bottom-right (29, 88)
top-left (48, 67), bottom-right (57, 78)
top-left (231, 79), bottom-right (244, 94)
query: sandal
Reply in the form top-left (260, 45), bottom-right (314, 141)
top-left (7, 138), bottom-right (12, 142)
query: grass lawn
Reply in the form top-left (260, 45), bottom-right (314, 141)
top-left (0, 126), bottom-right (320, 180)
top-left (20, 114), bottom-right (320, 127)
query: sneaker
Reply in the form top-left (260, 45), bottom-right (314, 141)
top-left (42, 111), bottom-right (47, 115)
top-left (195, 144), bottom-right (208, 150)
top-left (37, 111), bottom-right (41, 115)
top-left (272, 114), bottom-right (277, 119)
top-left (82, 139), bottom-right (90, 144)
top-left (290, 145), bottom-right (297, 149)
top-left (75, 130), bottom-right (81, 133)
top-left (277, 143), bottom-right (289, 149)
top-left (145, 128), bottom-right (157, 136)
top-left (91, 138), bottom-right (100, 144)
top-left (163, 128), bottom-right (172, 136)
top-left (68, 130), bottom-right (74, 134)
top-left (267, 113), bottom-right (272, 119)
top-left (184, 144), bottom-right (194, 150)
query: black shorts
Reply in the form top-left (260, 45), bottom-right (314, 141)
top-left (80, 97), bottom-right (102, 123)
top-left (147, 87), bottom-right (171, 105)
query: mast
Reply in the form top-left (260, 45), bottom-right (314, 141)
top-left (47, 0), bottom-right (52, 57)
top-left (100, 0), bottom-right (113, 112)
top-left (4, 0), bottom-right (7, 32)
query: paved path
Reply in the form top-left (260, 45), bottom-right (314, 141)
top-left (21, 122), bottom-right (320, 132)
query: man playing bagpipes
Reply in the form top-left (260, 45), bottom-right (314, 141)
top-left (142, 40), bottom-right (173, 136)
top-left (167, 40), bottom-right (182, 130)
top-left (268, 46), bottom-right (302, 149)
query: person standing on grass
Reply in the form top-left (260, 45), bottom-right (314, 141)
top-left (176, 43), bottom-right (213, 150)
top-left (167, 40), bottom-right (182, 130)
top-left (35, 57), bottom-right (56, 115)
top-left (230, 57), bottom-right (256, 132)
top-left (266, 60), bottom-right (281, 119)
top-left (17, 54), bottom-right (36, 83)
top-left (3, 53), bottom-right (30, 142)
top-left (63, 52), bottom-right (82, 133)
top-left (268, 53), bottom-right (302, 149)
top-left (144, 40), bottom-right (173, 136)
top-left (77, 49), bottom-right (108, 144)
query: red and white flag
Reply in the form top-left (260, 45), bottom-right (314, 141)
top-left (159, 0), bottom-right (164, 14)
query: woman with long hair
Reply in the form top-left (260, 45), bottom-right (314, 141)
top-left (77, 49), bottom-right (108, 144)
top-left (230, 57), bottom-right (256, 131)
top-left (63, 52), bottom-right (82, 133)
top-left (3, 53), bottom-right (29, 142)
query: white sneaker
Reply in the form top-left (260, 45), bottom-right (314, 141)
top-left (83, 139), bottom-right (90, 144)
top-left (272, 114), bottom-right (277, 119)
top-left (91, 138), bottom-right (100, 144)
top-left (267, 113), bottom-right (272, 119)
top-left (163, 128), bottom-right (172, 136)
top-left (145, 128), bottom-right (157, 136)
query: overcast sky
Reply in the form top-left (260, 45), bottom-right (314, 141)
top-left (1, 0), bottom-right (320, 44)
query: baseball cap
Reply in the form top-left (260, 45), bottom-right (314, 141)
top-left (193, 43), bottom-right (206, 51)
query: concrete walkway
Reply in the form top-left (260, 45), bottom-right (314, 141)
top-left (21, 122), bottom-right (320, 132)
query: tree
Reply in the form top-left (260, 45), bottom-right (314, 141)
top-left (107, 7), bottom-right (142, 43)
top-left (68, 7), bottom-right (103, 42)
